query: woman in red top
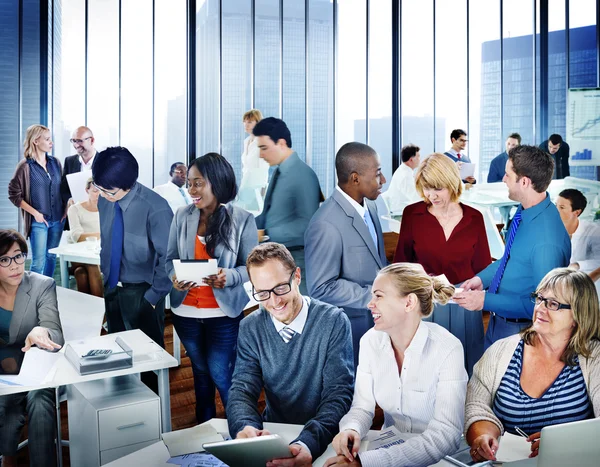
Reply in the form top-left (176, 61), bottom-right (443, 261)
top-left (394, 153), bottom-right (491, 375)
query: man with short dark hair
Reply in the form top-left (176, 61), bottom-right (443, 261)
top-left (487, 133), bottom-right (521, 183)
top-left (92, 147), bottom-right (173, 392)
top-left (539, 133), bottom-right (570, 179)
top-left (227, 242), bottom-right (354, 466)
top-left (455, 145), bottom-right (570, 347)
top-left (305, 142), bottom-right (387, 366)
top-left (153, 161), bottom-right (191, 213)
top-left (253, 117), bottom-right (321, 294)
top-left (445, 129), bottom-right (476, 184)
top-left (385, 144), bottom-right (421, 214)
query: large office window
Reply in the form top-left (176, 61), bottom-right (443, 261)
top-left (255, 0), bottom-right (281, 119)
top-left (547, 0), bottom-right (567, 137)
top-left (569, 0), bottom-right (597, 88)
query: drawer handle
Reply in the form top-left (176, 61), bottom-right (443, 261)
top-left (116, 421), bottom-right (146, 430)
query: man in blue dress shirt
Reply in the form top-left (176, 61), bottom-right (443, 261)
top-left (487, 133), bottom-right (521, 183)
top-left (92, 147), bottom-right (173, 392)
top-left (455, 145), bottom-right (571, 348)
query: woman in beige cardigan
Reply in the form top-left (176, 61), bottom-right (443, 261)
top-left (465, 268), bottom-right (600, 462)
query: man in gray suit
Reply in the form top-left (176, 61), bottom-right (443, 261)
top-left (254, 117), bottom-right (321, 295)
top-left (305, 142), bottom-right (387, 366)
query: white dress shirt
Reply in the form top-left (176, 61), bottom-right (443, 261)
top-left (339, 321), bottom-right (468, 467)
top-left (571, 219), bottom-right (600, 297)
top-left (385, 163), bottom-right (420, 214)
top-left (336, 186), bottom-right (367, 218)
top-left (270, 296), bottom-right (310, 337)
top-left (79, 153), bottom-right (96, 171)
top-left (153, 181), bottom-right (192, 214)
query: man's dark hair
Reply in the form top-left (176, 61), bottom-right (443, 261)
top-left (92, 146), bottom-right (139, 190)
top-left (188, 153), bottom-right (238, 256)
top-left (252, 117), bottom-right (292, 148)
top-left (0, 229), bottom-right (28, 257)
top-left (508, 145), bottom-right (554, 193)
top-left (335, 142), bottom-right (377, 185)
top-left (549, 134), bottom-right (563, 145)
top-left (169, 161), bottom-right (185, 176)
top-left (559, 189), bottom-right (587, 216)
top-left (246, 242), bottom-right (297, 282)
top-left (508, 133), bottom-right (522, 144)
top-left (450, 129), bottom-right (467, 142)
top-left (401, 144), bottom-right (420, 163)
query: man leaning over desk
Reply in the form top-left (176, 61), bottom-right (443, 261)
top-left (227, 243), bottom-right (354, 466)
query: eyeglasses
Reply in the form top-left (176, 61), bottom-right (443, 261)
top-left (252, 270), bottom-right (295, 302)
top-left (530, 292), bottom-right (571, 311)
top-left (0, 253), bottom-right (27, 268)
top-left (92, 182), bottom-right (121, 197)
top-left (70, 137), bottom-right (92, 145)
top-left (173, 169), bottom-right (185, 175)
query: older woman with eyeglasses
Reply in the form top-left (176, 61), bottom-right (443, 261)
top-left (166, 153), bottom-right (258, 423)
top-left (0, 229), bottom-right (64, 467)
top-left (465, 267), bottom-right (600, 463)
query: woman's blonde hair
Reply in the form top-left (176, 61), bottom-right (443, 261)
top-left (85, 177), bottom-right (94, 190)
top-left (522, 267), bottom-right (600, 366)
top-left (23, 124), bottom-right (50, 159)
top-left (379, 262), bottom-right (455, 317)
top-left (243, 109), bottom-right (263, 123)
top-left (415, 153), bottom-right (463, 203)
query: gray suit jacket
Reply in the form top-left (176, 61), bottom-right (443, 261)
top-left (166, 204), bottom-right (258, 317)
top-left (305, 189), bottom-right (386, 312)
top-left (8, 272), bottom-right (64, 347)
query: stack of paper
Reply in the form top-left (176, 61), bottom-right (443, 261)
top-left (162, 424), bottom-right (225, 457)
top-left (0, 347), bottom-right (61, 389)
top-left (495, 432), bottom-right (532, 463)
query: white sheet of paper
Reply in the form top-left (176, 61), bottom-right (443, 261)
top-left (459, 162), bottom-right (476, 180)
top-left (0, 347), bottom-right (61, 388)
top-left (162, 424), bottom-right (224, 456)
top-left (66, 171), bottom-right (93, 203)
top-left (173, 259), bottom-right (218, 286)
top-left (366, 426), bottom-right (417, 451)
top-left (495, 432), bottom-right (532, 463)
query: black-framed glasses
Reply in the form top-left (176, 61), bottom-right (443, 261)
top-left (93, 182), bottom-right (121, 197)
top-left (252, 270), bottom-right (295, 302)
top-left (0, 253), bottom-right (27, 268)
top-left (530, 292), bottom-right (571, 311)
top-left (69, 137), bottom-right (92, 145)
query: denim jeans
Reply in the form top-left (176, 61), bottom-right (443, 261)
top-left (29, 219), bottom-right (65, 277)
top-left (172, 313), bottom-right (243, 423)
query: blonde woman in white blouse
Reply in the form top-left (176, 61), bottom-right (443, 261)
top-left (66, 178), bottom-right (102, 296)
top-left (324, 263), bottom-right (468, 467)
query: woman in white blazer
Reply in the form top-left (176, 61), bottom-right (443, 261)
top-left (0, 229), bottom-right (64, 467)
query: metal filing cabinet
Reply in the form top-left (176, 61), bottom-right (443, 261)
top-left (67, 375), bottom-right (161, 466)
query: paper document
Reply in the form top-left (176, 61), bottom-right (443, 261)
top-left (162, 424), bottom-right (224, 456)
top-left (0, 347), bottom-right (61, 390)
top-left (495, 432), bottom-right (532, 463)
top-left (460, 163), bottom-right (476, 180)
top-left (168, 452), bottom-right (228, 467)
top-left (366, 426), bottom-right (417, 451)
top-left (66, 171), bottom-right (93, 203)
top-left (173, 259), bottom-right (218, 286)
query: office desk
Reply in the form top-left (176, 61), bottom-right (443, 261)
top-left (105, 418), bottom-right (458, 467)
top-left (0, 329), bottom-right (178, 433)
top-left (49, 241), bottom-right (100, 288)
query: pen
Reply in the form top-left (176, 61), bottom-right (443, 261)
top-left (514, 426), bottom-right (532, 442)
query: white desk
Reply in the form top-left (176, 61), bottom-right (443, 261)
top-left (0, 329), bottom-right (178, 433)
top-left (105, 418), bottom-right (457, 467)
top-left (49, 241), bottom-right (100, 288)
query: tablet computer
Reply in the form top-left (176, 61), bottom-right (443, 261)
top-left (203, 434), bottom-right (293, 467)
top-left (0, 344), bottom-right (26, 375)
top-left (173, 259), bottom-right (218, 287)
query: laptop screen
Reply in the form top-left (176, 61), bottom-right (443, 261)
top-left (0, 344), bottom-right (26, 375)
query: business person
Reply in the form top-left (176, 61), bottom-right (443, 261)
top-left (466, 268), bottom-right (600, 462)
top-left (166, 153), bottom-right (258, 423)
top-left (305, 142), bottom-right (387, 366)
top-left (0, 229), bottom-right (64, 467)
top-left (324, 263), bottom-right (467, 467)
top-left (8, 125), bottom-right (66, 277)
top-left (60, 126), bottom-right (98, 208)
top-left (253, 117), bottom-right (321, 294)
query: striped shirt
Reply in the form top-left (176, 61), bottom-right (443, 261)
top-left (493, 340), bottom-right (592, 435)
top-left (28, 156), bottom-right (63, 222)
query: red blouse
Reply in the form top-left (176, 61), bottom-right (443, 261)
top-left (393, 201), bottom-right (492, 285)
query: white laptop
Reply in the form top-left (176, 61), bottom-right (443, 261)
top-left (504, 418), bottom-right (600, 467)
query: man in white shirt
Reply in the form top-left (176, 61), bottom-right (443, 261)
top-left (60, 126), bottom-right (99, 208)
top-left (385, 144), bottom-right (421, 214)
top-left (444, 129), bottom-right (476, 184)
top-left (153, 162), bottom-right (192, 213)
top-left (556, 189), bottom-right (600, 294)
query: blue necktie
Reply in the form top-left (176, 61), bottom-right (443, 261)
top-left (263, 167), bottom-right (280, 213)
top-left (488, 210), bottom-right (522, 294)
top-left (363, 209), bottom-right (379, 253)
top-left (108, 202), bottom-right (124, 289)
top-left (178, 186), bottom-right (189, 204)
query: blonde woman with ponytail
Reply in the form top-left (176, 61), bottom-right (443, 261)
top-left (324, 263), bottom-right (468, 467)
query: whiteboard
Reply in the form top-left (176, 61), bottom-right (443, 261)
top-left (567, 88), bottom-right (600, 167)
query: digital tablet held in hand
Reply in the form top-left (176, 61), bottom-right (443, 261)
top-left (203, 434), bottom-right (293, 467)
top-left (173, 259), bottom-right (218, 287)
